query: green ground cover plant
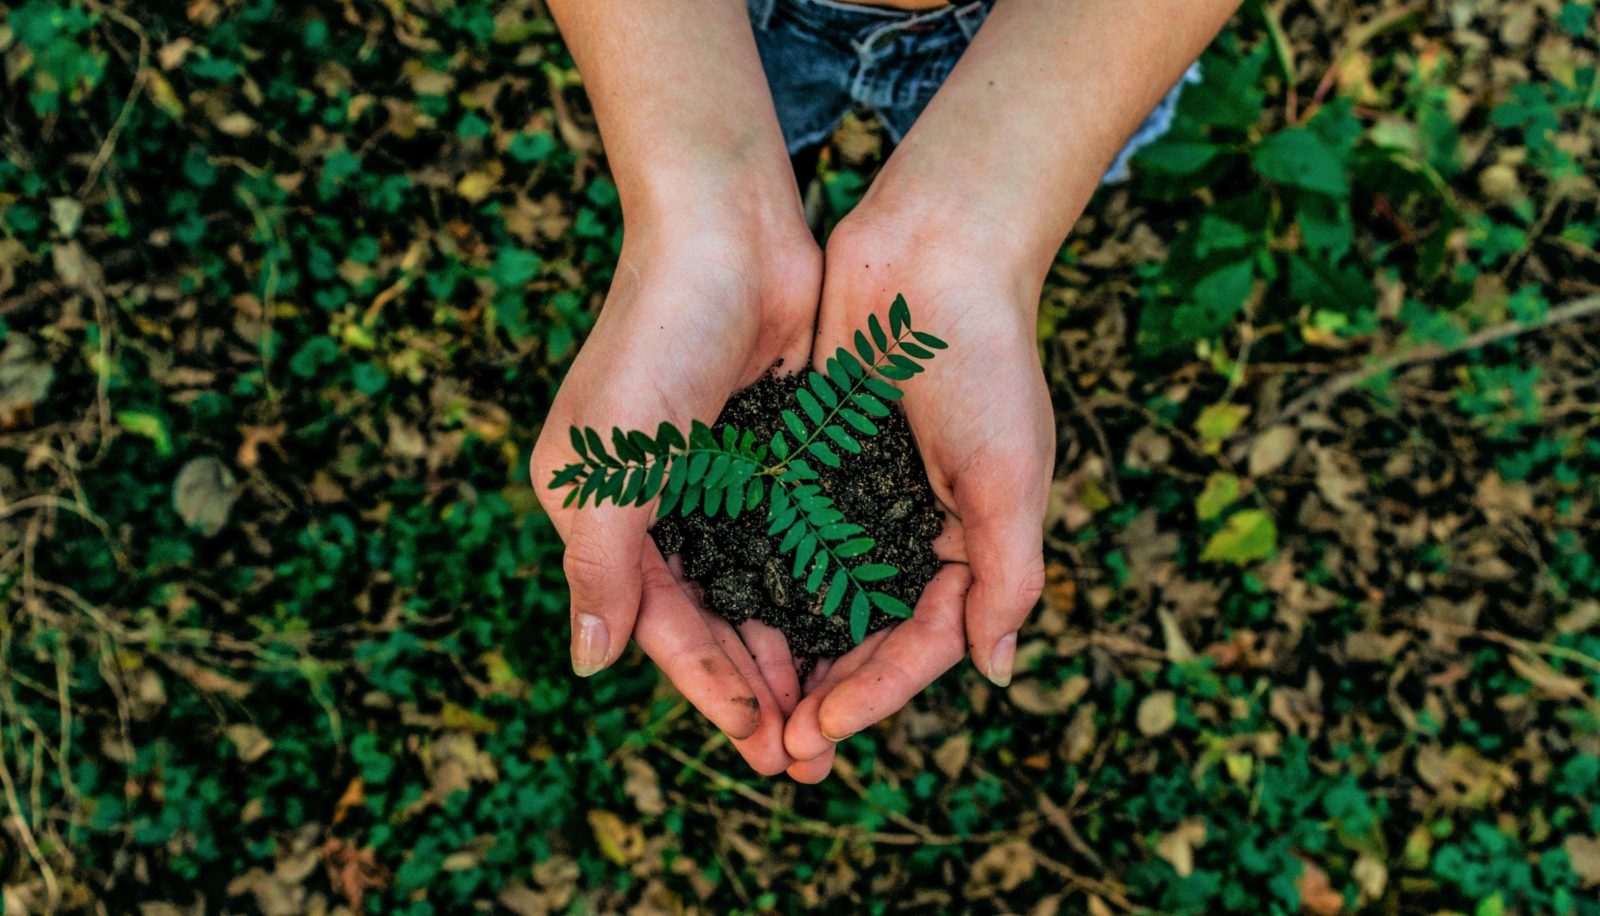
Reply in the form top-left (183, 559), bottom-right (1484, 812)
top-left (1, 0), bottom-right (1598, 913)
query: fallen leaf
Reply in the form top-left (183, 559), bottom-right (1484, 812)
top-left (967, 839), bottom-right (1037, 895)
top-left (1295, 856), bottom-right (1343, 915)
top-left (1249, 425), bottom-right (1298, 476)
top-left (933, 732), bottom-right (971, 778)
top-left (1156, 819), bottom-right (1207, 877)
top-left (1137, 691), bottom-right (1178, 736)
top-left (1201, 509), bottom-right (1278, 564)
top-left (173, 456), bottom-right (238, 536)
top-left (1564, 835), bottom-right (1600, 887)
top-left (587, 809), bottom-right (643, 866)
top-left (224, 724), bottom-right (271, 763)
top-left (622, 757), bottom-right (666, 816)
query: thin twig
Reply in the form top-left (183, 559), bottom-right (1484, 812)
top-left (1277, 294), bottom-right (1600, 423)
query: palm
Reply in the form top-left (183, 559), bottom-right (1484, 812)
top-left (782, 228), bottom-right (1052, 782)
top-left (532, 233), bottom-right (819, 775)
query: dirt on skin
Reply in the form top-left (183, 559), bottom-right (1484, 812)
top-left (651, 369), bottom-right (942, 662)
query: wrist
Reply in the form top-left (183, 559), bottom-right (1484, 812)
top-left (838, 178), bottom-right (1056, 323)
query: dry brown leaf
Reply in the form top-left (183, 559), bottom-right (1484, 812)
top-left (967, 839), bottom-right (1037, 895)
top-left (1137, 690), bottom-right (1178, 736)
top-left (1155, 819), bottom-right (1207, 877)
top-left (933, 732), bottom-right (971, 778)
top-left (1564, 835), bottom-right (1600, 887)
top-left (1294, 856), bottom-right (1344, 915)
top-left (224, 724), bottom-right (272, 763)
top-left (623, 757), bottom-right (666, 817)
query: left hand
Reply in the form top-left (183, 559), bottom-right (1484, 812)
top-left (782, 202), bottom-right (1055, 783)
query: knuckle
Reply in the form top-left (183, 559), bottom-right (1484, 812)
top-left (1015, 555), bottom-right (1047, 608)
top-left (562, 546), bottom-right (613, 594)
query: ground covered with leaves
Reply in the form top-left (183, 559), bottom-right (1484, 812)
top-left (2, 0), bottom-right (1599, 913)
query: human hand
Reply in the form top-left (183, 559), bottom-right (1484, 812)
top-left (530, 203), bottom-right (820, 775)
top-left (782, 205), bottom-right (1054, 783)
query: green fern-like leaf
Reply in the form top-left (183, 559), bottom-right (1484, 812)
top-left (547, 294), bottom-right (947, 643)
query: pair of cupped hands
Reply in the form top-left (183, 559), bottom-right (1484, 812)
top-left (530, 187), bottom-right (1055, 782)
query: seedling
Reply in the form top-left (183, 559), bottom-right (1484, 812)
top-left (548, 295), bottom-right (946, 642)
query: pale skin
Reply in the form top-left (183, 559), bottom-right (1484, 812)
top-left (531, 0), bottom-right (1241, 781)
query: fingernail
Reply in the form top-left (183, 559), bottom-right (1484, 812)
top-left (988, 631), bottom-right (1017, 688)
top-left (821, 727), bottom-right (857, 743)
top-left (572, 613), bottom-right (610, 677)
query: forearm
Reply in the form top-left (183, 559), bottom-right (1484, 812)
top-left (548, 0), bottom-right (802, 227)
top-left (861, 0), bottom-right (1240, 286)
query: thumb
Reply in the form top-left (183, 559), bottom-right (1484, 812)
top-left (957, 465), bottom-right (1047, 689)
top-left (561, 508), bottom-right (647, 676)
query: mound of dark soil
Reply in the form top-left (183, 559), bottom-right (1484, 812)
top-left (651, 370), bottom-right (942, 661)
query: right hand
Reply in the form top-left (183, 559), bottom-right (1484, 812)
top-left (530, 204), bottom-right (820, 775)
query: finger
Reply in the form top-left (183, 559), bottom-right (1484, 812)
top-left (957, 472), bottom-right (1047, 688)
top-left (709, 616), bottom-right (793, 776)
top-left (561, 507), bottom-right (649, 676)
top-left (740, 620), bottom-right (801, 716)
top-left (783, 626), bottom-right (895, 763)
top-left (634, 549), bottom-right (764, 741)
top-left (786, 745), bottom-right (835, 784)
top-left (814, 564), bottom-right (972, 742)
top-left (802, 657), bottom-right (835, 695)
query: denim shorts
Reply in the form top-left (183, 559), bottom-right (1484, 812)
top-left (748, 0), bottom-right (1200, 183)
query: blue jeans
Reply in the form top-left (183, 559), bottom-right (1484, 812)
top-left (748, 0), bottom-right (1199, 183)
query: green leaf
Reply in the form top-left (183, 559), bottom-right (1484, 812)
top-left (781, 411), bottom-right (807, 443)
top-left (665, 455), bottom-right (689, 494)
top-left (612, 428), bottom-right (643, 463)
top-left (703, 483), bottom-right (723, 518)
top-left (704, 453), bottom-right (732, 489)
top-left (808, 371), bottom-right (838, 408)
top-left (889, 294), bottom-right (911, 336)
top-left (807, 441), bottom-right (841, 468)
top-left (569, 426), bottom-right (588, 459)
top-left (779, 523), bottom-right (806, 553)
top-left (817, 522), bottom-right (863, 540)
top-left (584, 428), bottom-right (610, 465)
top-left (796, 387), bottom-right (824, 424)
top-left (793, 534), bottom-right (818, 579)
top-left (868, 592), bottom-right (913, 618)
top-left (900, 341), bottom-right (934, 360)
top-left (656, 482), bottom-right (682, 518)
top-left (849, 590), bottom-right (870, 643)
top-left (854, 564), bottom-right (898, 582)
top-left (1252, 127), bottom-right (1351, 197)
top-left (1200, 509), bottom-right (1278, 564)
top-left (1138, 141), bottom-right (1230, 176)
top-left (835, 537), bottom-right (875, 558)
top-left (824, 568), bottom-right (849, 616)
top-left (1195, 472), bottom-right (1241, 521)
top-left (824, 425), bottom-right (860, 454)
top-left (549, 463), bottom-right (584, 489)
top-left (879, 363), bottom-right (913, 382)
top-left (854, 330), bottom-right (874, 364)
top-left (863, 377), bottom-right (903, 401)
top-left (853, 392), bottom-right (890, 417)
top-left (688, 450), bottom-right (710, 481)
top-left (868, 314), bottom-right (889, 352)
top-left (805, 551), bottom-right (828, 592)
top-left (620, 467), bottom-right (645, 504)
top-left (745, 477), bottom-right (763, 510)
top-left (640, 459), bottom-right (666, 502)
top-left (911, 330), bottom-right (948, 350)
top-left (837, 349), bottom-right (866, 379)
top-left (768, 507), bottom-right (797, 537)
top-left (839, 408), bottom-right (879, 436)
